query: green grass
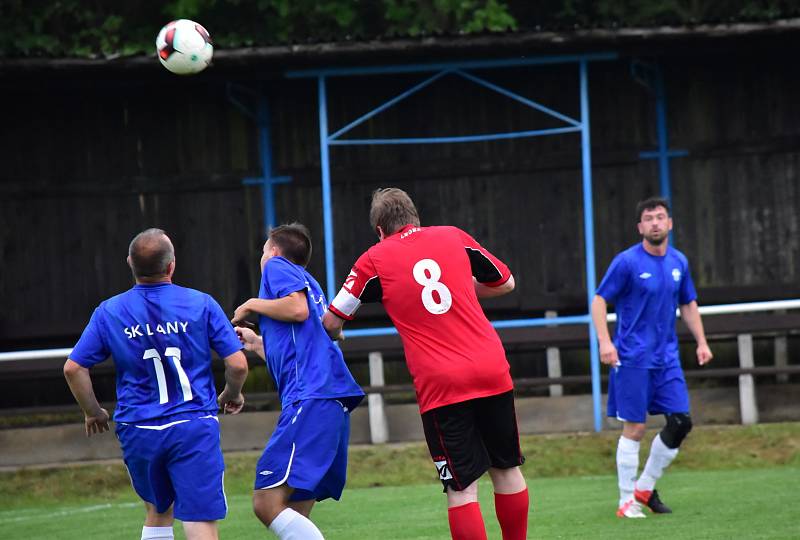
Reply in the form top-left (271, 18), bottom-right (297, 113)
top-left (2, 468), bottom-right (797, 539)
top-left (1, 423), bottom-right (799, 539)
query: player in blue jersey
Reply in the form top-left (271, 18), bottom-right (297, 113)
top-left (63, 228), bottom-right (249, 540)
top-left (591, 197), bottom-right (713, 519)
top-left (231, 223), bottom-right (364, 540)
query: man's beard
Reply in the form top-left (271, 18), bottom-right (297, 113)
top-left (645, 233), bottom-right (666, 246)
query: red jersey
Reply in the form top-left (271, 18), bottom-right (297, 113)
top-left (329, 225), bottom-right (513, 413)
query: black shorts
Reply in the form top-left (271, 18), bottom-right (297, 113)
top-left (421, 390), bottom-right (525, 492)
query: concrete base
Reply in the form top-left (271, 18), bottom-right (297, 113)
top-left (1, 384), bottom-right (798, 468)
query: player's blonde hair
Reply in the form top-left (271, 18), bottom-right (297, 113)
top-left (369, 188), bottom-right (420, 237)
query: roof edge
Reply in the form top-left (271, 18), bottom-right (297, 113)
top-left (2, 18), bottom-right (799, 74)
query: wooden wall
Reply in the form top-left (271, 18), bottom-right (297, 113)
top-left (2, 45), bottom-right (799, 349)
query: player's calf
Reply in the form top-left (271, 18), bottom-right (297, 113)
top-left (635, 413), bottom-right (691, 512)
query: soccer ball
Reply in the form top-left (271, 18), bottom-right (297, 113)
top-left (156, 19), bottom-right (213, 75)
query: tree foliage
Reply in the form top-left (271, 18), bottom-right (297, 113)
top-left (1, 0), bottom-right (798, 58)
top-left (511, 0), bottom-right (800, 29)
top-left (0, 0), bottom-right (517, 58)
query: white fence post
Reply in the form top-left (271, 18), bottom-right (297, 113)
top-left (774, 336), bottom-right (789, 384)
top-left (545, 310), bottom-right (563, 397)
top-left (368, 351), bottom-right (389, 444)
top-left (737, 334), bottom-right (759, 425)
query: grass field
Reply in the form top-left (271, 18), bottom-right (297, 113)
top-left (2, 423), bottom-right (799, 539)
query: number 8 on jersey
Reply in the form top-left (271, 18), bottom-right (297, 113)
top-left (413, 259), bottom-right (452, 315)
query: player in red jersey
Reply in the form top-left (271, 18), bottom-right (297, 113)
top-left (322, 188), bottom-right (528, 540)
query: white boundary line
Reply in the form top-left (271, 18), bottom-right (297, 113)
top-left (0, 502), bottom-right (139, 524)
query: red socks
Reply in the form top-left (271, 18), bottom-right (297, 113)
top-left (448, 489), bottom-right (529, 540)
top-left (495, 488), bottom-right (529, 540)
top-left (448, 502), bottom-right (488, 540)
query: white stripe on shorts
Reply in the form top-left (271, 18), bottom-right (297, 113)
top-left (130, 415), bottom-right (218, 430)
top-left (259, 443), bottom-right (296, 490)
top-left (133, 419), bottom-right (191, 430)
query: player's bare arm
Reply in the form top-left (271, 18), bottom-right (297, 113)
top-left (218, 350), bottom-right (248, 414)
top-left (591, 295), bottom-right (619, 366)
top-left (474, 275), bottom-right (516, 298)
top-left (63, 359), bottom-right (110, 437)
top-left (232, 292), bottom-right (309, 325)
top-left (322, 310), bottom-right (346, 341)
top-left (679, 301), bottom-right (713, 365)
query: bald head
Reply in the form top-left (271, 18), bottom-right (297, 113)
top-left (128, 228), bottom-right (175, 281)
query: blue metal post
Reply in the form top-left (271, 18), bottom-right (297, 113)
top-left (635, 62), bottom-right (686, 246)
top-left (241, 91), bottom-right (291, 233)
top-left (580, 60), bottom-right (603, 432)
top-left (256, 96), bottom-right (276, 230)
top-left (318, 76), bottom-right (336, 300)
top-left (654, 66), bottom-right (672, 202)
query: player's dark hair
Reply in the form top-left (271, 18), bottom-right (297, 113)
top-left (370, 187), bottom-right (420, 237)
top-left (636, 196), bottom-right (671, 221)
top-left (269, 223), bottom-right (312, 267)
top-left (128, 228), bottom-right (174, 279)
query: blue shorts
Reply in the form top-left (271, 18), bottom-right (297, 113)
top-left (254, 399), bottom-right (350, 501)
top-left (607, 363), bottom-right (690, 423)
top-left (116, 412), bottom-right (226, 521)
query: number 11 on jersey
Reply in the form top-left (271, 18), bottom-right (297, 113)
top-left (143, 347), bottom-right (193, 404)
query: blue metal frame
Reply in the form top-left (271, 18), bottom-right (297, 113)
top-left (288, 52), bottom-right (617, 431)
top-left (227, 83), bottom-right (291, 231)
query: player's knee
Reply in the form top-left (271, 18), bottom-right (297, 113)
top-left (446, 481), bottom-right (479, 507)
top-left (622, 422), bottom-right (646, 441)
top-left (660, 413), bottom-right (692, 449)
top-left (252, 495), bottom-right (278, 526)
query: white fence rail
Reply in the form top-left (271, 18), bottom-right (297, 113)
top-left (2, 299), bottom-right (799, 363)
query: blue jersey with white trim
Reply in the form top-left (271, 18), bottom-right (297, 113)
top-left (258, 257), bottom-right (364, 410)
top-left (70, 283), bottom-right (243, 423)
top-left (596, 244), bottom-right (697, 368)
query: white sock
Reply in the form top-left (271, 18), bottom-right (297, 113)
top-left (616, 436), bottom-right (640, 507)
top-left (141, 526), bottom-right (174, 540)
top-left (269, 508), bottom-right (324, 539)
top-left (637, 433), bottom-right (679, 492)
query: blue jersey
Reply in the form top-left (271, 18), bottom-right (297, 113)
top-left (596, 244), bottom-right (697, 368)
top-left (258, 257), bottom-right (364, 410)
top-left (70, 283), bottom-right (243, 423)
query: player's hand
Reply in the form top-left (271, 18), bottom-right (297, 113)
top-left (599, 340), bottom-right (619, 366)
top-left (231, 300), bottom-right (253, 326)
top-left (85, 407), bottom-right (110, 437)
top-left (696, 343), bottom-right (713, 366)
top-left (235, 326), bottom-right (260, 351)
top-left (218, 389), bottom-right (245, 415)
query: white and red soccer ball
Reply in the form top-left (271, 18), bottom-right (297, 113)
top-left (156, 19), bottom-right (213, 75)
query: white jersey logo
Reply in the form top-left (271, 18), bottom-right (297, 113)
top-left (259, 470), bottom-right (274, 476)
top-left (434, 459), bottom-right (452, 481)
top-left (672, 268), bottom-right (682, 282)
top-left (638, 272), bottom-right (652, 279)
